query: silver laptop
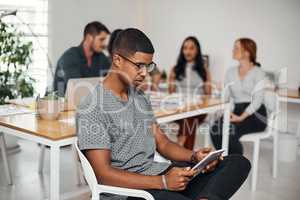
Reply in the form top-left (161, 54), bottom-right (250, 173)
top-left (65, 77), bottom-right (103, 111)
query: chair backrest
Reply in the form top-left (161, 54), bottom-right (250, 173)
top-left (65, 77), bottom-right (103, 111)
top-left (74, 138), bottom-right (98, 191)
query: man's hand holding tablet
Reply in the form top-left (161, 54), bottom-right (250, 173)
top-left (161, 148), bottom-right (225, 191)
top-left (191, 147), bottom-right (224, 173)
top-left (164, 167), bottom-right (198, 191)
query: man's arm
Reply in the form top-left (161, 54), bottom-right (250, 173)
top-left (152, 123), bottom-right (193, 162)
top-left (84, 149), bottom-right (163, 190)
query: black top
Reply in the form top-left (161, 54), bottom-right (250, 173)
top-left (53, 44), bottom-right (111, 96)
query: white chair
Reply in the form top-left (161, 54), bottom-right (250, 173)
top-left (197, 114), bottom-right (215, 148)
top-left (0, 132), bottom-right (13, 185)
top-left (74, 139), bottom-right (155, 200)
top-left (240, 91), bottom-right (279, 191)
top-left (197, 83), bottom-right (231, 149)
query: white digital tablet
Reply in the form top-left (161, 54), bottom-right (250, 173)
top-left (191, 149), bottom-right (225, 172)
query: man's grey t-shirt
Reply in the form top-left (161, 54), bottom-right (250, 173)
top-left (76, 83), bottom-right (170, 177)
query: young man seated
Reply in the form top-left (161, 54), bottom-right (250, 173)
top-left (53, 21), bottom-right (111, 96)
top-left (76, 28), bottom-right (251, 200)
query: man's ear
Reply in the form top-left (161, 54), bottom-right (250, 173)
top-left (112, 54), bottom-right (122, 69)
top-left (85, 34), bottom-right (93, 43)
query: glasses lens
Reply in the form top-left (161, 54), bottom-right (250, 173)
top-left (147, 63), bottom-right (156, 72)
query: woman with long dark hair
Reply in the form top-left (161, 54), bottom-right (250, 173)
top-left (168, 36), bottom-right (212, 150)
top-left (210, 38), bottom-right (267, 155)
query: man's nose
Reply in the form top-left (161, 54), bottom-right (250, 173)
top-left (139, 67), bottom-right (147, 77)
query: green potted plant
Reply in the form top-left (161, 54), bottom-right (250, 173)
top-left (0, 20), bottom-right (35, 104)
top-left (0, 19), bottom-right (35, 151)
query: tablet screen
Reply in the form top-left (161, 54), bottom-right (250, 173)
top-left (191, 149), bottom-right (225, 172)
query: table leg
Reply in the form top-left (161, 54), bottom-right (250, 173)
top-left (38, 144), bottom-right (46, 174)
top-left (71, 144), bottom-right (82, 185)
top-left (50, 145), bottom-right (60, 200)
top-left (222, 103), bottom-right (230, 156)
top-left (0, 132), bottom-right (13, 185)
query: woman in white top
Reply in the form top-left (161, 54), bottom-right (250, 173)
top-left (210, 38), bottom-right (267, 155)
top-left (168, 36), bottom-right (212, 150)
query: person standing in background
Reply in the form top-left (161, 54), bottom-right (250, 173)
top-left (53, 21), bottom-right (111, 96)
top-left (168, 36), bottom-right (212, 150)
top-left (210, 38), bottom-right (267, 155)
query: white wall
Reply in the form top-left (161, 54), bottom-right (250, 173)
top-left (141, 0), bottom-right (300, 87)
top-left (48, 0), bottom-right (143, 65)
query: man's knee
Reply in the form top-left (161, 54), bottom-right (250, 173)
top-left (223, 154), bottom-right (251, 175)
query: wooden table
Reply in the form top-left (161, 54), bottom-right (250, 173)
top-left (0, 96), bottom-right (230, 200)
top-left (278, 88), bottom-right (300, 104)
top-left (154, 96), bottom-right (230, 155)
top-left (277, 88), bottom-right (300, 151)
top-left (0, 111), bottom-right (77, 200)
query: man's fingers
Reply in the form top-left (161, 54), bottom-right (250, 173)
top-left (178, 182), bottom-right (188, 191)
top-left (207, 160), bottom-right (219, 169)
top-left (185, 167), bottom-right (191, 171)
top-left (206, 166), bottom-right (216, 173)
top-left (219, 155), bottom-right (224, 161)
top-left (178, 175), bottom-right (190, 182)
top-left (187, 170), bottom-right (197, 177)
top-left (178, 167), bottom-right (197, 179)
top-left (190, 169), bottom-right (199, 176)
top-left (181, 170), bottom-right (194, 178)
top-left (203, 160), bottom-right (219, 173)
top-left (178, 185), bottom-right (186, 191)
top-left (202, 147), bottom-right (212, 152)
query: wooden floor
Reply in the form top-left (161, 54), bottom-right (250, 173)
top-left (0, 137), bottom-right (299, 200)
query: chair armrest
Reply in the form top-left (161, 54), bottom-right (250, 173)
top-left (95, 184), bottom-right (155, 200)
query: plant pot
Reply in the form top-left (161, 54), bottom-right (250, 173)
top-left (37, 99), bottom-right (62, 120)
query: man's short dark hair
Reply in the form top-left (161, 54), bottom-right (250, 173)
top-left (83, 21), bottom-right (110, 37)
top-left (112, 28), bottom-right (154, 57)
top-left (107, 29), bottom-right (123, 56)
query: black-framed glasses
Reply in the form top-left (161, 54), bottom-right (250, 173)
top-left (118, 54), bottom-right (157, 73)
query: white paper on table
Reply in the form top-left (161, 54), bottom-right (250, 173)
top-left (59, 117), bottom-right (75, 125)
top-left (150, 92), bottom-right (203, 111)
top-left (7, 97), bottom-right (35, 107)
top-left (0, 105), bottom-right (34, 117)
